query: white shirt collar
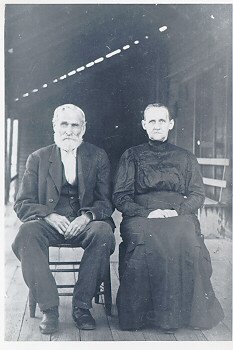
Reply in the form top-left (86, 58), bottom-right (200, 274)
top-left (60, 148), bottom-right (77, 158)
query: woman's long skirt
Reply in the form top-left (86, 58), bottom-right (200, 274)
top-left (117, 214), bottom-right (224, 330)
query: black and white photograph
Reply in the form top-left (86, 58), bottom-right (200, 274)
top-left (3, 0), bottom-right (232, 345)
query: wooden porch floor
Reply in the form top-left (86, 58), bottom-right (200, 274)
top-left (5, 206), bottom-right (232, 341)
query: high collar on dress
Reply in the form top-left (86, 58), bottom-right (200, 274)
top-left (148, 139), bottom-right (169, 151)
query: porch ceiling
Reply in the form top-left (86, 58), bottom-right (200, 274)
top-left (5, 4), bottom-right (231, 111)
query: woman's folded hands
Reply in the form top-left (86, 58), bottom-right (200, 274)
top-left (147, 209), bottom-right (178, 219)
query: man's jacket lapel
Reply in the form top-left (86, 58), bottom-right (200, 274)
top-left (48, 145), bottom-right (63, 195)
top-left (77, 142), bottom-right (91, 205)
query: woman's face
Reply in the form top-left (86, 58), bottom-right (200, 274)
top-left (142, 107), bottom-right (174, 142)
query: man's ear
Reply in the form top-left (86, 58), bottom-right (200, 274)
top-left (81, 121), bottom-right (87, 136)
top-left (169, 119), bottom-right (174, 130)
top-left (141, 120), bottom-right (146, 130)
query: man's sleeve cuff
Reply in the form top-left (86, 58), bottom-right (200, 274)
top-left (81, 210), bottom-right (96, 221)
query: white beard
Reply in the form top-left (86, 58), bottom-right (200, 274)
top-left (54, 132), bottom-right (83, 151)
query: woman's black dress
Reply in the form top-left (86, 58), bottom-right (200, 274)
top-left (113, 140), bottom-right (224, 331)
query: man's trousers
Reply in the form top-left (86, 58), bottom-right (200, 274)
top-left (12, 219), bottom-right (115, 311)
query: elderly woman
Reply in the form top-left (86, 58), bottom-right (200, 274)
top-left (113, 103), bottom-right (224, 332)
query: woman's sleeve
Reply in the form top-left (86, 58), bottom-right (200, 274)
top-left (112, 149), bottom-right (151, 217)
top-left (179, 153), bottom-right (205, 214)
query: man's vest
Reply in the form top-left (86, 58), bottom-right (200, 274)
top-left (54, 168), bottom-right (80, 221)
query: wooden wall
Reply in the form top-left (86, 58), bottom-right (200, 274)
top-left (164, 11), bottom-right (232, 237)
top-left (166, 16), bottom-right (232, 205)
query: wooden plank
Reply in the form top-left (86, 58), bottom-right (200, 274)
top-left (5, 266), bottom-right (31, 341)
top-left (204, 241), bottom-right (232, 337)
top-left (173, 328), bottom-right (207, 341)
top-left (5, 210), bottom-right (21, 267)
top-left (108, 262), bottom-right (146, 341)
top-left (207, 246), bottom-right (232, 332)
top-left (18, 298), bottom-right (50, 341)
top-left (202, 322), bottom-right (232, 341)
top-left (51, 296), bottom-right (80, 341)
top-left (204, 197), bottom-right (218, 205)
top-left (197, 158), bottom-right (229, 166)
top-left (51, 247), bottom-right (80, 341)
top-left (80, 303), bottom-right (113, 341)
top-left (5, 264), bottom-right (18, 294)
top-left (203, 177), bottom-right (226, 188)
top-left (222, 313), bottom-right (232, 332)
top-left (142, 327), bottom-right (176, 341)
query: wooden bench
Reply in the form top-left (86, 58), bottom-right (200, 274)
top-left (197, 157), bottom-right (229, 204)
top-left (197, 157), bottom-right (230, 238)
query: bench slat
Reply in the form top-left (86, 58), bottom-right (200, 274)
top-left (197, 158), bottom-right (229, 166)
top-left (203, 177), bottom-right (227, 188)
top-left (204, 197), bottom-right (218, 205)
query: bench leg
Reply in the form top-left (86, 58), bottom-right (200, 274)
top-left (29, 289), bottom-right (37, 318)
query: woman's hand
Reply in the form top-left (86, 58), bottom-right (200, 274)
top-left (147, 209), bottom-right (178, 219)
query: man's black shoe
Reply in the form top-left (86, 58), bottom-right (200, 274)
top-left (72, 307), bottom-right (96, 330)
top-left (39, 307), bottom-right (59, 334)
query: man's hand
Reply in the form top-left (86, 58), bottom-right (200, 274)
top-left (147, 209), bottom-right (178, 219)
top-left (64, 214), bottom-right (91, 240)
top-left (44, 213), bottom-right (70, 235)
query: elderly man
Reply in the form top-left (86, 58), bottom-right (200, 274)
top-left (12, 104), bottom-right (115, 334)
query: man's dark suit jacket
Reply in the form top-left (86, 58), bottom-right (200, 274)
top-left (14, 142), bottom-right (115, 228)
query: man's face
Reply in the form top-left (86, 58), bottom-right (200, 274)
top-left (53, 109), bottom-right (86, 151)
top-left (142, 107), bottom-right (174, 142)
